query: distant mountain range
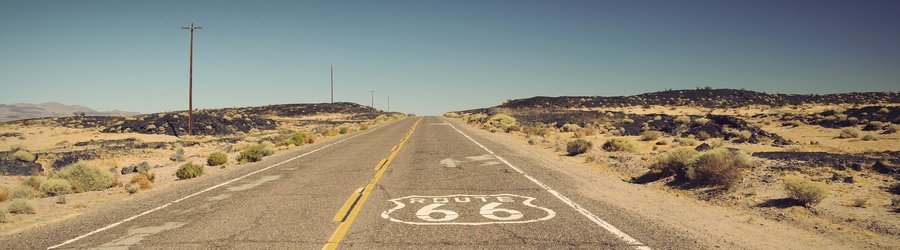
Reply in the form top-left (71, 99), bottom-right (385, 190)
top-left (0, 102), bottom-right (139, 122)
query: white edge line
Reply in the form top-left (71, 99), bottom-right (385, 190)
top-left (443, 118), bottom-right (652, 250)
top-left (47, 119), bottom-right (399, 249)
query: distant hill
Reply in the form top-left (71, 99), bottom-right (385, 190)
top-left (0, 102), bottom-right (140, 122)
top-left (494, 89), bottom-right (900, 110)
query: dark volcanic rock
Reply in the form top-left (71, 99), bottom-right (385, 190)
top-left (52, 151), bottom-right (99, 169)
top-left (779, 106), bottom-right (900, 129)
top-left (753, 151), bottom-right (900, 173)
top-left (121, 161), bottom-right (151, 175)
top-left (0, 158), bottom-right (43, 176)
top-left (497, 89), bottom-right (899, 110)
top-left (695, 143), bottom-right (712, 152)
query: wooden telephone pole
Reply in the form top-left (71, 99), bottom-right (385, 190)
top-left (182, 22), bottom-right (202, 136)
top-left (330, 65), bottom-right (334, 103)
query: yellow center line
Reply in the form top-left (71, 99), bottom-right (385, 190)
top-left (323, 117), bottom-right (423, 250)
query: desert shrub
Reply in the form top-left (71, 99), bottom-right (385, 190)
top-left (837, 128), bottom-right (860, 139)
top-left (622, 118), bottom-right (635, 124)
top-left (687, 148), bottom-right (751, 188)
top-left (359, 124), bottom-right (369, 130)
top-left (51, 162), bottom-right (115, 192)
top-left (523, 124), bottom-right (553, 138)
top-left (861, 134), bottom-right (877, 141)
top-left (325, 129), bottom-right (340, 136)
top-left (374, 114), bottom-right (390, 123)
top-left (9, 144), bottom-right (26, 151)
top-left (640, 131), bottom-right (662, 141)
top-left (601, 138), bottom-right (636, 152)
top-left (443, 112), bottom-right (460, 118)
top-left (0, 186), bottom-right (8, 202)
top-left (39, 179), bottom-right (72, 196)
top-left (726, 129), bottom-right (752, 142)
top-left (126, 184), bottom-right (139, 194)
top-left (10, 186), bottom-right (41, 199)
top-left (7, 199), bottom-right (35, 214)
top-left (237, 142), bottom-right (275, 163)
top-left (852, 197), bottom-right (868, 208)
top-left (22, 176), bottom-right (44, 189)
top-left (339, 127), bottom-right (350, 134)
top-left (176, 163), bottom-right (204, 180)
top-left (11, 150), bottom-right (35, 162)
top-left (693, 117), bottom-right (710, 126)
top-left (649, 148), bottom-right (698, 180)
top-left (289, 132), bottom-right (308, 145)
top-left (130, 173), bottom-right (153, 189)
top-left (561, 123), bottom-right (581, 132)
top-left (783, 176), bottom-right (828, 206)
top-left (885, 124), bottom-right (899, 134)
top-left (305, 133), bottom-right (317, 144)
top-left (574, 127), bottom-right (596, 138)
top-left (485, 114), bottom-right (517, 133)
top-left (207, 152), bottom-right (228, 166)
top-left (675, 116), bottom-right (691, 124)
top-left (674, 137), bottom-right (697, 146)
top-left (566, 139), bottom-right (593, 156)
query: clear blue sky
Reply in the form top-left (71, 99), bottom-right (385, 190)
top-left (1, 1), bottom-right (898, 115)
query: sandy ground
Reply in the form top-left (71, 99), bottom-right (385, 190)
top-left (448, 110), bottom-right (900, 249)
top-left (0, 114), bottom-right (405, 233)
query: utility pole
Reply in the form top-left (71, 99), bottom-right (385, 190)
top-left (370, 91), bottom-right (375, 109)
top-left (387, 96), bottom-right (390, 112)
top-left (182, 22), bottom-right (202, 136)
top-left (330, 65), bottom-right (334, 103)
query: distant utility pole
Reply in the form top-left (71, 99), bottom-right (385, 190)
top-left (330, 65), bottom-right (334, 103)
top-left (370, 91), bottom-right (375, 109)
top-left (387, 96), bottom-right (390, 112)
top-left (182, 22), bottom-right (202, 136)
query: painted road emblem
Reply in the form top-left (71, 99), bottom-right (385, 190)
top-left (381, 194), bottom-right (556, 225)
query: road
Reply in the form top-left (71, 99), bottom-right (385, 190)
top-left (1, 116), bottom-right (705, 249)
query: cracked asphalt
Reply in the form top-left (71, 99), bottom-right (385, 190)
top-left (0, 117), bottom-right (706, 249)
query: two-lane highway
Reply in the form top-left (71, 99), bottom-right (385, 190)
top-left (2, 116), bottom-right (705, 249)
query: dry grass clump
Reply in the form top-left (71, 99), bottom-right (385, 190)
top-left (693, 117), bottom-right (710, 126)
top-left (0, 186), bottom-right (7, 202)
top-left (687, 148), bottom-right (751, 188)
top-left (207, 152), bottom-right (228, 166)
top-left (639, 131), bottom-right (662, 141)
top-left (837, 127), bottom-right (860, 138)
top-left (561, 123), bottom-right (581, 132)
top-left (566, 139), bottom-right (592, 156)
top-left (339, 127), bottom-right (351, 134)
top-left (523, 123), bottom-right (553, 138)
top-left (126, 184), bottom-right (140, 194)
top-left (237, 142), bottom-right (275, 163)
top-left (783, 176), bottom-right (828, 206)
top-left (674, 137), bottom-right (698, 146)
top-left (38, 178), bottom-right (72, 196)
top-left (601, 138), bottom-right (636, 152)
top-left (7, 199), bottom-right (35, 214)
top-left (51, 162), bottom-right (116, 192)
top-left (10, 186), bottom-right (42, 199)
top-left (649, 148), bottom-right (699, 180)
top-left (8, 144), bottom-right (26, 152)
top-left (22, 176), bottom-right (44, 189)
top-left (176, 163), bottom-right (204, 180)
top-left (11, 150), bottom-right (35, 162)
top-left (675, 115), bottom-right (691, 124)
top-left (861, 134), bottom-right (878, 141)
top-left (0, 208), bottom-right (8, 223)
top-left (574, 127), bottom-right (596, 138)
top-left (885, 124), bottom-right (899, 134)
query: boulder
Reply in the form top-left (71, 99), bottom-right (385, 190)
top-left (694, 143), bottom-right (712, 152)
top-left (0, 158), bottom-right (44, 176)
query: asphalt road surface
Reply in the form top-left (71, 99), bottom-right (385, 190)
top-left (1, 116), bottom-right (705, 249)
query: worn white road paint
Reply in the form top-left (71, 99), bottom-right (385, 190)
top-left (439, 158), bottom-right (460, 168)
top-left (48, 120), bottom-right (395, 250)
top-left (206, 194), bottom-right (231, 202)
top-left (89, 222), bottom-right (185, 250)
top-left (444, 119), bottom-right (652, 250)
top-left (381, 194), bottom-right (555, 225)
top-left (227, 175), bottom-right (280, 192)
top-left (465, 154), bottom-right (494, 161)
top-left (480, 161), bottom-right (500, 166)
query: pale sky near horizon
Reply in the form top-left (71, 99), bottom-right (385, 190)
top-left (1, 1), bottom-right (899, 115)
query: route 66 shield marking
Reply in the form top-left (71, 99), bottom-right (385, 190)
top-left (380, 194), bottom-right (556, 225)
